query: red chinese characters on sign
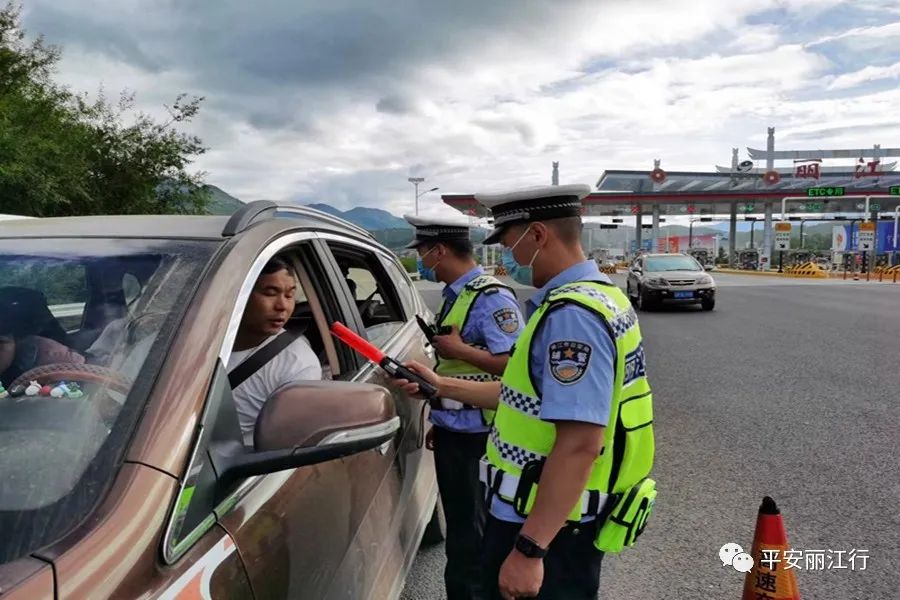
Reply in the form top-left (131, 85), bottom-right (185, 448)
top-left (794, 160), bottom-right (821, 179)
top-left (855, 158), bottom-right (883, 178)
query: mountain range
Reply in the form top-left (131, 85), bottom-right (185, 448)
top-left (204, 185), bottom-right (246, 215)
top-left (305, 203), bottom-right (411, 230)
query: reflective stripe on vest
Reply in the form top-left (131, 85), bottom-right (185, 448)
top-left (435, 275), bottom-right (514, 424)
top-left (478, 458), bottom-right (609, 517)
top-left (485, 280), bottom-right (654, 522)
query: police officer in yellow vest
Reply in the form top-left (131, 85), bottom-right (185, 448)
top-left (405, 214), bottom-right (525, 600)
top-left (397, 186), bottom-right (655, 599)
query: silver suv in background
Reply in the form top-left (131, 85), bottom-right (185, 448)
top-left (626, 253), bottom-right (716, 311)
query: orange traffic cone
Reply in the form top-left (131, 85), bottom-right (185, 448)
top-left (742, 496), bottom-right (800, 599)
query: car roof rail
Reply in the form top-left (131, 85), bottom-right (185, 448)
top-left (274, 205), bottom-right (374, 240)
top-left (222, 200), bottom-right (278, 237)
top-left (222, 200), bottom-right (375, 240)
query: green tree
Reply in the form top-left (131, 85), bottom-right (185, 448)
top-left (0, 2), bottom-right (209, 217)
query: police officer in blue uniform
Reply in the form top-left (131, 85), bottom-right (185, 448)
top-left (475, 185), bottom-right (617, 599)
top-left (405, 214), bottom-right (525, 600)
top-left (395, 186), bottom-right (628, 599)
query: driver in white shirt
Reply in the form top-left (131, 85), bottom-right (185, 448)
top-left (228, 256), bottom-right (321, 446)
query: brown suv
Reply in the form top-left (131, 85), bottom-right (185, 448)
top-left (0, 202), bottom-right (441, 599)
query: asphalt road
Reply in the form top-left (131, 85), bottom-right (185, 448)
top-left (401, 273), bottom-right (900, 600)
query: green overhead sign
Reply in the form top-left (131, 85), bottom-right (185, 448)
top-left (806, 187), bottom-right (845, 197)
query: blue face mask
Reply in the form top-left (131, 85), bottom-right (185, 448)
top-left (501, 248), bottom-right (534, 287)
top-left (417, 247), bottom-right (440, 282)
top-left (501, 227), bottom-right (539, 287)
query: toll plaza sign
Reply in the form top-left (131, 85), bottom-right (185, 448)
top-left (859, 222), bottom-right (875, 252)
top-left (775, 222), bottom-right (791, 251)
top-left (806, 187), bottom-right (845, 197)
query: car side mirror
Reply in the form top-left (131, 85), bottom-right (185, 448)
top-left (704, 264), bottom-right (715, 271)
top-left (211, 381), bottom-right (399, 488)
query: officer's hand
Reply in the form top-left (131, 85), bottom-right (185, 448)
top-left (425, 426), bottom-right (435, 451)
top-left (498, 549), bottom-right (543, 599)
top-left (432, 325), bottom-right (467, 360)
top-left (388, 360), bottom-right (443, 398)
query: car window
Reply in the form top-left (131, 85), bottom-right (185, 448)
top-left (328, 243), bottom-right (406, 348)
top-left (0, 238), bottom-right (216, 566)
top-left (645, 255), bottom-right (702, 272)
top-left (382, 257), bottom-right (415, 318)
top-left (225, 250), bottom-right (329, 444)
top-left (167, 244), bottom-right (335, 560)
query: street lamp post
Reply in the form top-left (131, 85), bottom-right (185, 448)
top-left (408, 177), bottom-right (424, 215)
top-left (407, 178), bottom-right (439, 215)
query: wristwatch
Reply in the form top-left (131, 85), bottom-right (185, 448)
top-left (515, 534), bottom-right (548, 559)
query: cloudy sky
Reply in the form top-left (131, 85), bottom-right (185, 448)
top-left (22, 0), bottom-right (900, 217)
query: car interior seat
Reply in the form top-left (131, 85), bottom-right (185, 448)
top-left (0, 286), bottom-right (70, 345)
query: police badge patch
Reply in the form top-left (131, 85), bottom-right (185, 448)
top-left (548, 341), bottom-right (592, 385)
top-left (492, 308), bottom-right (520, 334)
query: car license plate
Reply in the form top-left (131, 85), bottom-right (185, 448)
top-left (674, 291), bottom-right (694, 299)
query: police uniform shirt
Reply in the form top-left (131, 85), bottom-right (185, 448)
top-left (432, 265), bottom-right (524, 433)
top-left (490, 259), bottom-right (616, 523)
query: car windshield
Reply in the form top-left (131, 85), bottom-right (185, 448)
top-left (0, 237), bottom-right (216, 565)
top-left (645, 256), bottom-right (702, 272)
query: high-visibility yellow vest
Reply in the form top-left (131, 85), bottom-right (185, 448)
top-left (435, 274), bottom-right (515, 425)
top-left (483, 280), bottom-right (655, 528)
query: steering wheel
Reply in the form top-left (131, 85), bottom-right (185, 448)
top-left (357, 289), bottom-right (380, 321)
top-left (9, 363), bottom-right (133, 425)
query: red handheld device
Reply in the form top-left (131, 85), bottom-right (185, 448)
top-left (330, 322), bottom-right (438, 399)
